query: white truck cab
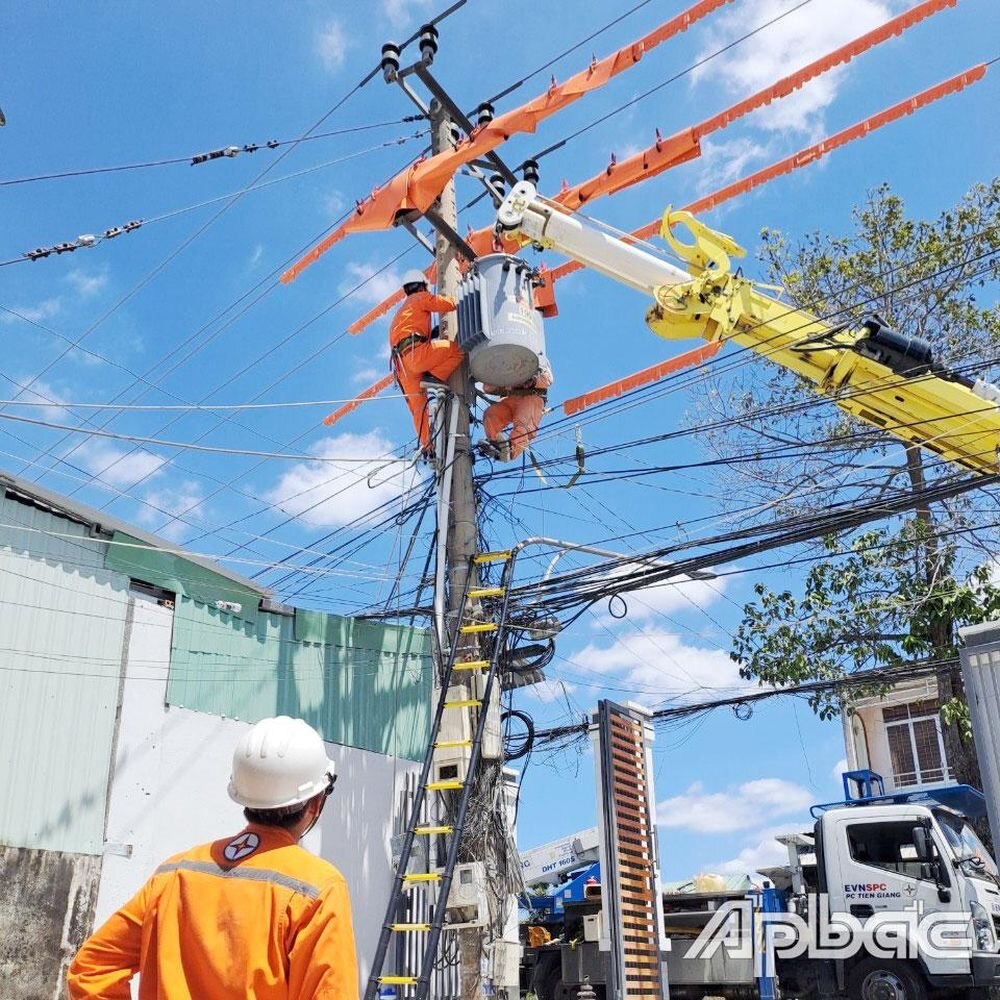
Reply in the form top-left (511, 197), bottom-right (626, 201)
top-left (773, 777), bottom-right (1000, 998)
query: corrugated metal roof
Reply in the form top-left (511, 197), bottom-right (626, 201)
top-left (168, 596), bottom-right (432, 760)
top-left (0, 470), bottom-right (266, 597)
top-left (0, 495), bottom-right (130, 853)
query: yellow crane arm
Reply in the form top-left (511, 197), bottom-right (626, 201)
top-left (495, 182), bottom-right (1000, 474)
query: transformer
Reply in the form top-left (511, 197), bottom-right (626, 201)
top-left (456, 253), bottom-right (548, 387)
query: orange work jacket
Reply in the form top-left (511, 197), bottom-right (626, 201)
top-left (67, 824), bottom-right (359, 1000)
top-left (389, 290), bottom-right (456, 349)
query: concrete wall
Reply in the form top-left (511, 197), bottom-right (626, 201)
top-left (0, 847), bottom-right (102, 1000)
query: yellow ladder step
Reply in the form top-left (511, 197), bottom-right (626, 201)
top-left (453, 659), bottom-right (489, 671)
top-left (468, 586), bottom-right (504, 599)
top-left (426, 779), bottom-right (464, 791)
top-left (403, 872), bottom-right (441, 885)
top-left (379, 976), bottom-right (418, 986)
top-left (414, 825), bottom-right (453, 836)
top-left (434, 738), bottom-right (472, 749)
top-left (389, 923), bottom-right (432, 932)
top-left (460, 622), bottom-right (497, 634)
top-left (444, 699), bottom-right (482, 709)
top-left (474, 550), bottom-right (511, 563)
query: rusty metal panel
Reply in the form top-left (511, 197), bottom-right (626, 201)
top-left (0, 493), bottom-right (130, 853)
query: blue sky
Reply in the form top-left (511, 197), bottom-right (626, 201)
top-left (4, 0), bottom-right (998, 879)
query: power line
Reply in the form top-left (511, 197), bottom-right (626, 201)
top-left (531, 0), bottom-right (815, 161)
top-left (0, 118), bottom-right (422, 188)
top-left (7, 1), bottom-right (471, 482)
top-left (0, 133), bottom-right (425, 269)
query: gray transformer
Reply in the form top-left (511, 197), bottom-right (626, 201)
top-left (456, 253), bottom-right (547, 387)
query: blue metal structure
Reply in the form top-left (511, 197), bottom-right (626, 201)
top-left (522, 861), bottom-right (601, 919)
top-left (813, 769), bottom-right (988, 819)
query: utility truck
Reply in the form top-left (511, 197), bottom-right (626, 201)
top-left (520, 771), bottom-right (1000, 1000)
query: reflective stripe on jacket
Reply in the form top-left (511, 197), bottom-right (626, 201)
top-left (389, 290), bottom-right (456, 349)
top-left (67, 824), bottom-right (359, 1000)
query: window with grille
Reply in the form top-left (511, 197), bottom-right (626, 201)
top-left (882, 700), bottom-right (947, 788)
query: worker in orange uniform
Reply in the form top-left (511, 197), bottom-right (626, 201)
top-left (481, 356), bottom-right (553, 462)
top-left (67, 716), bottom-right (358, 1000)
top-left (390, 268), bottom-right (464, 457)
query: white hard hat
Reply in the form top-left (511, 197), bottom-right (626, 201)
top-left (228, 716), bottom-right (335, 809)
top-left (402, 268), bottom-right (429, 288)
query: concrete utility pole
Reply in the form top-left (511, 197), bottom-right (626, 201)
top-left (430, 100), bottom-right (485, 1000)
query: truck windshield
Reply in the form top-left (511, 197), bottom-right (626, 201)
top-left (935, 811), bottom-right (1000, 882)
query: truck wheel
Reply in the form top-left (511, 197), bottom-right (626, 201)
top-left (847, 958), bottom-right (928, 1000)
top-left (531, 951), bottom-right (562, 1000)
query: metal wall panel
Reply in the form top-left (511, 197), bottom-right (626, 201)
top-left (0, 494), bottom-right (130, 853)
top-left (167, 595), bottom-right (432, 760)
top-left (959, 621), bottom-right (1000, 848)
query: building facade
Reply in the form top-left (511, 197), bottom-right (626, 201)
top-left (0, 473), bottom-right (431, 998)
top-left (842, 675), bottom-right (951, 792)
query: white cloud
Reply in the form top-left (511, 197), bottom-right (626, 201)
top-left (527, 679), bottom-right (578, 704)
top-left (13, 378), bottom-right (69, 419)
top-left (658, 778), bottom-right (813, 833)
top-left (832, 757), bottom-right (849, 781)
top-left (247, 244), bottom-right (264, 269)
top-left (383, 0), bottom-right (433, 29)
top-left (572, 627), bottom-right (754, 705)
top-left (316, 20), bottom-right (349, 72)
top-left (65, 268), bottom-right (108, 298)
top-left (76, 440), bottom-right (165, 489)
top-left (709, 823), bottom-right (809, 876)
top-left (692, 0), bottom-right (892, 134)
top-left (695, 136), bottom-right (771, 193)
top-left (340, 262), bottom-right (404, 306)
top-left (264, 430), bottom-right (415, 528)
top-left (137, 481), bottom-right (206, 542)
top-left (0, 298), bottom-right (61, 325)
top-left (352, 366), bottom-right (381, 385)
top-left (323, 190), bottom-right (346, 217)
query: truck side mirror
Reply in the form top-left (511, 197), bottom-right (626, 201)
top-left (912, 826), bottom-right (933, 861)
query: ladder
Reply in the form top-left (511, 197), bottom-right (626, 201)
top-left (365, 547), bottom-right (518, 1000)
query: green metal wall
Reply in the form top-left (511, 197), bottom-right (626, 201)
top-left (0, 496), bottom-right (130, 853)
top-left (167, 596), bottom-right (432, 760)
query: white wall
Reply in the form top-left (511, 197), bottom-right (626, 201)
top-left (96, 588), bottom-right (419, 981)
top-left (843, 677), bottom-right (947, 792)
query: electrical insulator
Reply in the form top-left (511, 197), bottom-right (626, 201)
top-left (488, 172), bottom-right (506, 207)
top-left (476, 102), bottom-right (494, 127)
top-left (76, 234), bottom-right (97, 247)
top-left (418, 23), bottom-right (438, 65)
top-left (522, 159), bottom-right (540, 185)
top-left (380, 42), bottom-right (400, 83)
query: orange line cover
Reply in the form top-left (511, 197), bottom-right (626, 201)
top-left (562, 342), bottom-right (722, 416)
top-left (281, 0), bottom-right (733, 285)
top-left (345, 0), bottom-right (954, 335)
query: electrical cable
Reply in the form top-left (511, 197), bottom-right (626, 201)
top-left (0, 118), bottom-right (422, 188)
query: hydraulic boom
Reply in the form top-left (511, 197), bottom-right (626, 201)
top-left (496, 181), bottom-right (1000, 475)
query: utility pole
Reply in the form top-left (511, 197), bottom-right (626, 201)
top-left (430, 100), bottom-right (487, 1000)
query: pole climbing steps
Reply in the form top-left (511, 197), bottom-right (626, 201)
top-left (364, 550), bottom-right (516, 1000)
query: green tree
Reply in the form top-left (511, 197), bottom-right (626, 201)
top-left (701, 180), bottom-right (1000, 788)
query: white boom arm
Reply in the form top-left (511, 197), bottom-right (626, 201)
top-left (497, 181), bottom-right (690, 296)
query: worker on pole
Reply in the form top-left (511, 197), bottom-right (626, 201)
top-left (480, 356), bottom-right (553, 462)
top-left (67, 716), bottom-right (359, 1000)
top-left (390, 268), bottom-right (464, 458)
